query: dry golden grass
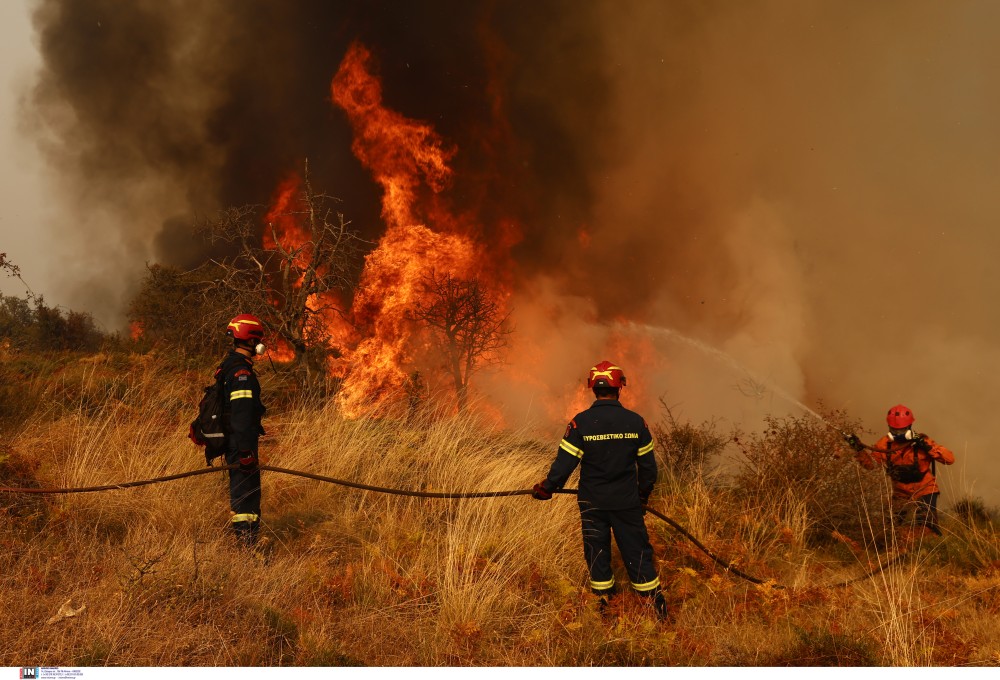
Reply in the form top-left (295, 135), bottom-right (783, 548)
top-left (1, 350), bottom-right (999, 666)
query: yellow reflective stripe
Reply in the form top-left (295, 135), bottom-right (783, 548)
top-left (230, 390), bottom-right (253, 400)
top-left (638, 442), bottom-right (654, 456)
top-left (590, 577), bottom-right (615, 590)
top-left (632, 577), bottom-right (660, 592)
top-left (231, 513), bottom-right (259, 524)
top-left (560, 439), bottom-right (584, 458)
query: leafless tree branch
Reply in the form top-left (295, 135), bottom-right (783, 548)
top-left (410, 271), bottom-right (512, 411)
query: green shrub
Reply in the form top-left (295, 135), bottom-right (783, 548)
top-left (0, 294), bottom-right (103, 352)
top-left (652, 399), bottom-right (729, 483)
top-left (732, 410), bottom-right (890, 544)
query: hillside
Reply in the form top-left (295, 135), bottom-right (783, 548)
top-left (1, 350), bottom-right (999, 666)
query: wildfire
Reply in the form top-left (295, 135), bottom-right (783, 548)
top-left (328, 42), bottom-right (502, 415)
top-left (263, 174), bottom-right (310, 273)
top-left (260, 173), bottom-right (356, 366)
top-left (257, 41), bottom-right (662, 423)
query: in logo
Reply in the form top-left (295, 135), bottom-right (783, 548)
top-left (20, 670), bottom-right (39, 680)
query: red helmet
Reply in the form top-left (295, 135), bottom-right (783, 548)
top-left (587, 360), bottom-right (626, 389)
top-left (226, 314), bottom-right (265, 342)
top-left (886, 404), bottom-right (915, 429)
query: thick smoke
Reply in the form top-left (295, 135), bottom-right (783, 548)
top-left (28, 1), bottom-right (1000, 501)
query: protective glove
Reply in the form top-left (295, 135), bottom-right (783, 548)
top-left (639, 490), bottom-right (652, 514)
top-left (912, 435), bottom-right (932, 454)
top-left (238, 451), bottom-right (259, 471)
top-left (531, 480), bottom-right (553, 500)
top-left (843, 433), bottom-right (865, 452)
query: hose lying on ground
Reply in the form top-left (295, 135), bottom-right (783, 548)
top-left (0, 463), bottom-right (910, 589)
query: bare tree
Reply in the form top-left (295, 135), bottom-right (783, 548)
top-left (411, 272), bottom-right (512, 412)
top-left (197, 169), bottom-right (365, 377)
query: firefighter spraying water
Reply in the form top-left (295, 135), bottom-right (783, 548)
top-left (844, 404), bottom-right (955, 536)
top-left (532, 361), bottom-right (668, 620)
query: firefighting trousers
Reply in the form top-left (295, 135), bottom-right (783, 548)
top-left (226, 453), bottom-right (261, 545)
top-left (894, 492), bottom-right (941, 535)
top-left (579, 503), bottom-right (659, 594)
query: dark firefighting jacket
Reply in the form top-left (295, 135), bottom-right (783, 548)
top-left (856, 434), bottom-right (954, 499)
top-left (218, 350), bottom-right (265, 455)
top-left (543, 399), bottom-right (657, 510)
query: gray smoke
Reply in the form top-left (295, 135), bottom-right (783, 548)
top-left (27, 0), bottom-right (1000, 502)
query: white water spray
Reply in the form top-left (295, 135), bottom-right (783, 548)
top-left (627, 322), bottom-right (841, 432)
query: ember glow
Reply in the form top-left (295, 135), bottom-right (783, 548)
top-left (260, 173), bottom-right (355, 367)
top-left (128, 321), bottom-right (143, 341)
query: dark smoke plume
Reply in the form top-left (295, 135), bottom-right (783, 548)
top-left (29, 0), bottom-right (613, 318)
top-left (29, 0), bottom-right (1000, 501)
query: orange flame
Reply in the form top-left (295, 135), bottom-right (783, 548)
top-left (331, 43), bottom-right (456, 231)
top-left (260, 173), bottom-right (358, 366)
top-left (330, 42), bottom-right (502, 415)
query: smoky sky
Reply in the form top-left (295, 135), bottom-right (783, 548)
top-left (27, 1), bottom-right (1000, 500)
top-left (28, 0), bottom-right (614, 308)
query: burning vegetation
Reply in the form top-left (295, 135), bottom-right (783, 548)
top-left (126, 41), bottom-right (520, 416)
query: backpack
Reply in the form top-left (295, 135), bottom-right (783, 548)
top-left (188, 368), bottom-right (229, 464)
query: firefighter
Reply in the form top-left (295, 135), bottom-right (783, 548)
top-left (532, 361), bottom-right (667, 620)
top-left (218, 313), bottom-right (268, 547)
top-left (844, 404), bottom-right (954, 535)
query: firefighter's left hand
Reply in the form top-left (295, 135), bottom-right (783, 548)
top-left (913, 435), bottom-right (932, 453)
top-left (843, 433), bottom-right (865, 452)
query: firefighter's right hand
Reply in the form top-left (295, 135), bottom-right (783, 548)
top-left (238, 451), bottom-right (259, 471)
top-left (843, 433), bottom-right (865, 452)
top-left (531, 481), bottom-right (553, 500)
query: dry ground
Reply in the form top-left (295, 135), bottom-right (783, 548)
top-left (1, 351), bottom-right (999, 666)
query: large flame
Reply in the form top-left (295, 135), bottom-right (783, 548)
top-left (329, 42), bottom-right (499, 414)
top-left (259, 41), bottom-right (661, 423)
top-left (260, 173), bottom-right (355, 366)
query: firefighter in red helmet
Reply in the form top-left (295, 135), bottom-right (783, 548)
top-left (532, 361), bottom-right (667, 620)
top-left (844, 404), bottom-right (954, 535)
top-left (217, 313), bottom-right (268, 547)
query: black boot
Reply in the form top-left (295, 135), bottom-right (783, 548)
top-left (652, 590), bottom-right (668, 620)
top-left (232, 520), bottom-right (258, 549)
top-left (593, 585), bottom-right (617, 613)
top-left (639, 588), bottom-right (668, 621)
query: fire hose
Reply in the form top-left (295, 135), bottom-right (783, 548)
top-left (0, 462), bottom-right (909, 589)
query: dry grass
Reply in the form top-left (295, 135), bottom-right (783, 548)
top-left (1, 350), bottom-right (999, 666)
